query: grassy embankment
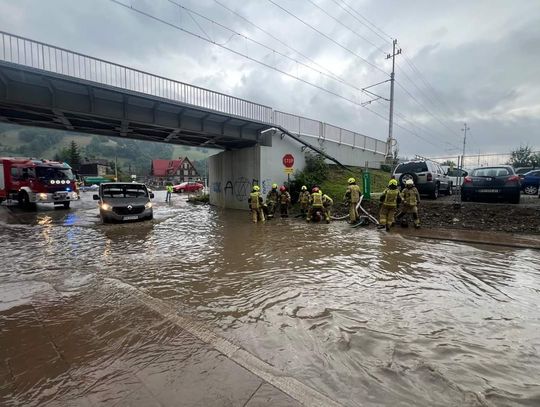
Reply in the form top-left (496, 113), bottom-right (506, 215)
top-left (319, 165), bottom-right (390, 204)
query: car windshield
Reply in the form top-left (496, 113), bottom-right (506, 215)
top-left (395, 162), bottom-right (428, 173)
top-left (36, 166), bottom-right (74, 180)
top-left (472, 167), bottom-right (510, 177)
top-left (101, 184), bottom-right (148, 198)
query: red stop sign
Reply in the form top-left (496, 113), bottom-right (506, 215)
top-left (282, 154), bottom-right (294, 168)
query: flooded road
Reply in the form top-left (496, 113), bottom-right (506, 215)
top-left (1, 192), bottom-right (540, 406)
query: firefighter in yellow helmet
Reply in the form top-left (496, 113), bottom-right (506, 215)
top-left (378, 179), bottom-right (401, 231)
top-left (396, 179), bottom-right (421, 228)
top-left (307, 187), bottom-right (325, 222)
top-left (320, 190), bottom-right (333, 223)
top-left (344, 177), bottom-right (362, 224)
top-left (266, 183), bottom-right (280, 219)
top-left (248, 185), bottom-right (265, 223)
top-left (279, 185), bottom-right (291, 217)
top-left (298, 185), bottom-right (310, 217)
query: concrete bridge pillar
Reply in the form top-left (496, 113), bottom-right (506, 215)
top-left (208, 133), bottom-right (307, 210)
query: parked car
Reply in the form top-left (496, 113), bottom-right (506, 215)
top-left (461, 166), bottom-right (520, 204)
top-left (515, 167), bottom-right (536, 178)
top-left (93, 182), bottom-right (154, 223)
top-left (392, 160), bottom-right (451, 199)
top-left (173, 182), bottom-right (204, 193)
top-left (441, 165), bottom-right (472, 189)
top-left (521, 169), bottom-right (540, 195)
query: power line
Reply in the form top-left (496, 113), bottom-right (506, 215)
top-left (394, 80), bottom-right (461, 139)
top-left (213, 0), bottom-right (351, 89)
top-left (110, 1), bottom-right (395, 115)
top-left (111, 0), bottom-right (453, 151)
top-left (304, 0), bottom-right (387, 54)
top-left (337, 0), bottom-right (394, 43)
top-left (265, 0), bottom-right (389, 76)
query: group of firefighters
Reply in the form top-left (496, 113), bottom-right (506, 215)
top-left (248, 176), bottom-right (421, 230)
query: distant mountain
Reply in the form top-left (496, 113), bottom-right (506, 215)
top-left (0, 123), bottom-right (217, 175)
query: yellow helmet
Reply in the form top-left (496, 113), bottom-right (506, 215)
top-left (348, 177), bottom-right (356, 184)
top-left (301, 185), bottom-right (307, 191)
top-left (272, 183), bottom-right (278, 189)
top-left (388, 179), bottom-right (398, 186)
top-left (253, 185), bottom-right (260, 191)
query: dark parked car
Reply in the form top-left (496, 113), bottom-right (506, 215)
top-left (93, 182), bottom-right (154, 223)
top-left (173, 182), bottom-right (204, 193)
top-left (461, 166), bottom-right (520, 204)
top-left (392, 160), bottom-right (451, 199)
top-left (521, 169), bottom-right (540, 195)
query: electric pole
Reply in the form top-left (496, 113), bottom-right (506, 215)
top-left (461, 123), bottom-right (470, 168)
top-left (386, 39), bottom-right (401, 163)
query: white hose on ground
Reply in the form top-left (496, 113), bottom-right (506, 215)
top-left (331, 195), bottom-right (379, 225)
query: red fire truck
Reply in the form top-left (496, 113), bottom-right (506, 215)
top-left (0, 157), bottom-right (79, 209)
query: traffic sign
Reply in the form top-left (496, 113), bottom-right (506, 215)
top-left (284, 167), bottom-right (294, 174)
top-left (282, 154), bottom-right (294, 168)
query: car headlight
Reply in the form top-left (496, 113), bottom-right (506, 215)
top-left (38, 193), bottom-right (48, 200)
top-left (145, 202), bottom-right (153, 209)
top-left (101, 203), bottom-right (112, 211)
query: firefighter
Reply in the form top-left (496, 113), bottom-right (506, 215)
top-left (396, 179), bottom-right (421, 228)
top-left (266, 183), bottom-right (280, 219)
top-left (344, 177), bottom-right (361, 224)
top-left (378, 179), bottom-right (401, 231)
top-left (307, 187), bottom-right (325, 222)
top-left (248, 185), bottom-right (265, 223)
top-left (279, 185), bottom-right (291, 217)
top-left (165, 183), bottom-right (173, 202)
top-left (321, 190), bottom-right (333, 223)
top-left (299, 185), bottom-right (310, 217)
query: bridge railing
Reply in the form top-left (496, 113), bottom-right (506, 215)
top-left (0, 31), bottom-right (387, 154)
top-left (274, 111), bottom-right (387, 155)
top-left (0, 31), bottom-right (273, 124)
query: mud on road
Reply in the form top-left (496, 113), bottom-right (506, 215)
top-left (363, 194), bottom-right (540, 235)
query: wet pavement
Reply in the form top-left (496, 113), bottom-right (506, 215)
top-left (1, 192), bottom-right (540, 406)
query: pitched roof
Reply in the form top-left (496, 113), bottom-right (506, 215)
top-left (151, 159), bottom-right (184, 177)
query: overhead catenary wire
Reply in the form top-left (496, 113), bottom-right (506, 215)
top-left (304, 0), bottom-right (387, 54)
top-left (265, 0), bottom-right (389, 76)
top-left (213, 0), bottom-right (355, 89)
top-left (111, 0), bottom-right (454, 152)
top-left (336, 0), bottom-right (394, 42)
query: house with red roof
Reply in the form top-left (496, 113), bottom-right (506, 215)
top-left (150, 157), bottom-right (199, 185)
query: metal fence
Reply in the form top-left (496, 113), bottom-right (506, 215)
top-left (428, 152), bottom-right (540, 168)
top-left (0, 31), bottom-right (387, 154)
top-left (273, 111), bottom-right (387, 155)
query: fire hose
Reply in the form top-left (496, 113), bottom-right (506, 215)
top-left (331, 195), bottom-right (379, 225)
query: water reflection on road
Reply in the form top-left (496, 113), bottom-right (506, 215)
top-left (1, 192), bottom-right (539, 406)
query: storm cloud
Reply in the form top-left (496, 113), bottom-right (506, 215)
top-left (0, 0), bottom-right (538, 157)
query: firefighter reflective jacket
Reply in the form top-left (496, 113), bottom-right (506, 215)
top-left (401, 187), bottom-right (420, 206)
top-left (299, 191), bottom-right (310, 205)
top-left (311, 191), bottom-right (323, 207)
top-left (279, 191), bottom-right (291, 205)
top-left (380, 188), bottom-right (400, 207)
top-left (346, 184), bottom-right (361, 203)
top-left (249, 192), bottom-right (262, 209)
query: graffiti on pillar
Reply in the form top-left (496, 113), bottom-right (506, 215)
top-left (224, 181), bottom-right (233, 195)
top-left (261, 178), bottom-right (272, 194)
top-left (234, 176), bottom-right (251, 202)
top-left (212, 182), bottom-right (222, 193)
top-left (252, 178), bottom-right (259, 189)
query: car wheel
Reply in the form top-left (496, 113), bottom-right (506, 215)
top-left (430, 183), bottom-right (439, 199)
top-left (523, 185), bottom-right (538, 195)
top-left (18, 191), bottom-right (36, 210)
top-left (179, 189), bottom-right (184, 193)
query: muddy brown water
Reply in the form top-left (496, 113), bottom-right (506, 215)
top-left (1, 192), bottom-right (539, 406)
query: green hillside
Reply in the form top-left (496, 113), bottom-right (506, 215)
top-left (0, 123), bottom-right (217, 175)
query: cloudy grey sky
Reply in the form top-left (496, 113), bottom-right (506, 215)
top-left (1, 0), bottom-right (539, 157)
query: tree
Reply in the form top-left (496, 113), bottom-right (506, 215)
top-left (60, 140), bottom-right (82, 169)
top-left (441, 160), bottom-right (457, 167)
top-left (508, 145), bottom-right (537, 168)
